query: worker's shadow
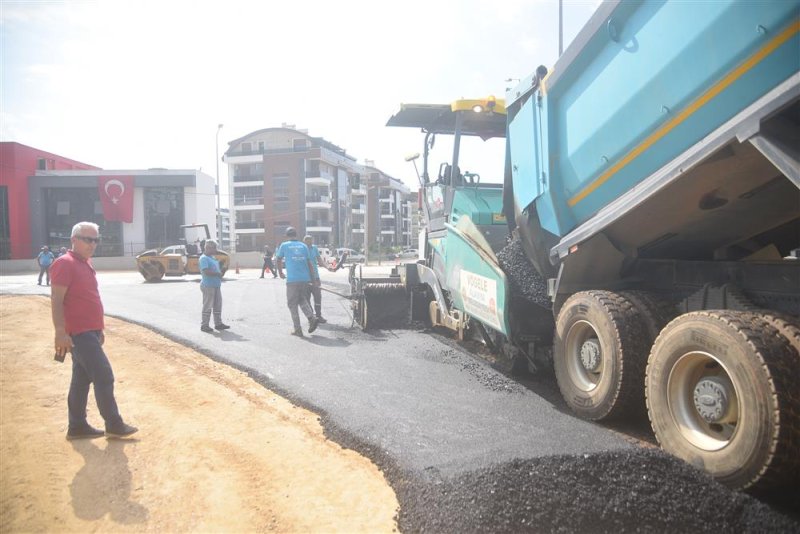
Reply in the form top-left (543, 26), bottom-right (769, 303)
top-left (215, 330), bottom-right (248, 342)
top-left (305, 334), bottom-right (351, 348)
top-left (69, 439), bottom-right (148, 524)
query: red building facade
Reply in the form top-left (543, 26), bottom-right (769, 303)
top-left (0, 142), bottom-right (99, 259)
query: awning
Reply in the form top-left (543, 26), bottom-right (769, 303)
top-left (386, 103), bottom-right (507, 140)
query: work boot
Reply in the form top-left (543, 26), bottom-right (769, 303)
top-left (290, 328), bottom-right (304, 337)
top-left (105, 422), bottom-right (138, 439)
top-left (308, 316), bottom-right (319, 333)
top-left (316, 316), bottom-right (327, 324)
top-left (215, 323), bottom-right (230, 330)
top-left (66, 425), bottom-right (105, 440)
top-left (201, 325), bottom-right (214, 333)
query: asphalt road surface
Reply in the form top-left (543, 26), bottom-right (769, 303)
top-left (3, 268), bottom-right (798, 532)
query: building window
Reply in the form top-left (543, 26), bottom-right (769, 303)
top-left (258, 141), bottom-right (265, 152)
top-left (44, 187), bottom-right (123, 256)
top-left (272, 175), bottom-right (289, 201)
top-left (143, 187), bottom-right (184, 250)
top-left (293, 139), bottom-right (307, 151)
top-left (234, 186), bottom-right (263, 205)
top-left (241, 142), bottom-right (252, 153)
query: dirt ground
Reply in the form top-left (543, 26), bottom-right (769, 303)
top-left (0, 295), bottom-right (399, 533)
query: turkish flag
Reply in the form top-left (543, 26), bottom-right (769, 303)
top-left (98, 176), bottom-right (135, 222)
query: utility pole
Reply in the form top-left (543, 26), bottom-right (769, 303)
top-left (215, 124), bottom-right (224, 247)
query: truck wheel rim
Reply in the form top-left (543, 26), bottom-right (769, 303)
top-left (666, 351), bottom-right (739, 451)
top-left (565, 320), bottom-right (603, 391)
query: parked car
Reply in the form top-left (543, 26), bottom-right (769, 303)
top-left (395, 248), bottom-right (419, 260)
top-left (335, 247), bottom-right (366, 264)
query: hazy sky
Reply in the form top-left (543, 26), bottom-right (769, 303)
top-left (1, 0), bottom-right (599, 200)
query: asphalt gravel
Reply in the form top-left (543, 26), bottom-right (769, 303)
top-left (497, 237), bottom-right (551, 309)
top-left (393, 448), bottom-right (800, 533)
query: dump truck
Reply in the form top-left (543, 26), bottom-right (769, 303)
top-left (353, 0), bottom-right (800, 491)
top-left (135, 224), bottom-right (230, 282)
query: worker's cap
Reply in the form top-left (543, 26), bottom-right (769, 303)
top-left (303, 235), bottom-right (313, 242)
top-left (205, 239), bottom-right (218, 247)
top-left (41, 246), bottom-right (49, 250)
top-left (285, 227), bottom-right (297, 237)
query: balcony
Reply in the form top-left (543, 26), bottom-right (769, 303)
top-left (233, 174), bottom-right (263, 184)
top-left (351, 204), bottom-right (365, 214)
top-left (306, 219), bottom-right (332, 232)
top-left (305, 171), bottom-right (334, 186)
top-left (227, 143), bottom-right (323, 158)
top-left (236, 221), bottom-right (265, 230)
top-left (234, 197), bottom-right (264, 209)
top-left (305, 195), bottom-right (331, 209)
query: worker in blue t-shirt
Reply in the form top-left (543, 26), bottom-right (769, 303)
top-left (303, 234), bottom-right (331, 324)
top-left (276, 227), bottom-right (319, 337)
top-left (199, 240), bottom-right (230, 333)
top-left (36, 245), bottom-right (55, 285)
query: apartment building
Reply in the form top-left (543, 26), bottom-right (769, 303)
top-left (350, 162), bottom-right (413, 253)
top-left (223, 126), bottom-right (416, 253)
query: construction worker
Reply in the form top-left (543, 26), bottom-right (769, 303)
top-left (275, 227), bottom-right (318, 337)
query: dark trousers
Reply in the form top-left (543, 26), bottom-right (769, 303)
top-left (260, 257), bottom-right (276, 278)
top-left (68, 331), bottom-right (123, 430)
top-left (287, 282), bottom-right (314, 330)
top-left (38, 265), bottom-right (51, 285)
top-left (307, 283), bottom-right (322, 318)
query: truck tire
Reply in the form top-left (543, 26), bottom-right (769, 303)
top-left (554, 291), bottom-right (649, 421)
top-left (618, 291), bottom-right (675, 345)
top-left (646, 310), bottom-right (800, 490)
top-left (760, 312), bottom-right (800, 360)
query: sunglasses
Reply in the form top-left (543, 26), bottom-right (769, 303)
top-left (76, 236), bottom-right (102, 244)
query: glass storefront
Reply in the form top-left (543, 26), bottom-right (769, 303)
top-left (44, 188), bottom-right (122, 256)
top-left (144, 187), bottom-right (184, 249)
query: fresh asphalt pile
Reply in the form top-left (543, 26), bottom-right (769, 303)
top-left (393, 448), bottom-right (800, 533)
top-left (497, 237), bottom-right (550, 309)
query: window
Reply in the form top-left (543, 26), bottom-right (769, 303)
top-left (143, 187), bottom-right (184, 249)
top-left (234, 186), bottom-right (263, 205)
top-left (37, 158), bottom-right (47, 170)
top-left (293, 139), bottom-right (307, 150)
top-left (258, 141), bottom-right (265, 152)
top-left (241, 142), bottom-right (252, 153)
top-left (234, 163), bottom-right (264, 182)
top-left (44, 187), bottom-right (123, 256)
top-left (272, 174), bottom-right (289, 201)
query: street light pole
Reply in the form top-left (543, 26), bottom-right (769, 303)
top-left (215, 124), bottom-right (224, 247)
top-left (364, 183), bottom-right (369, 265)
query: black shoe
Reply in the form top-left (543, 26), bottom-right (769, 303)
top-left (215, 323), bottom-right (230, 330)
top-left (201, 325), bottom-right (214, 333)
top-left (316, 316), bottom-right (327, 324)
top-left (308, 316), bottom-right (319, 333)
top-left (106, 423), bottom-right (138, 439)
top-left (259, 276), bottom-right (264, 278)
top-left (66, 425), bottom-right (105, 440)
top-left (290, 328), bottom-right (304, 337)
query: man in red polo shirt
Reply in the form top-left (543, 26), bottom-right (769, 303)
top-left (51, 221), bottom-right (138, 440)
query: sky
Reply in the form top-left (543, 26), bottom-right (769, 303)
top-left (1, 0), bottom-right (600, 204)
